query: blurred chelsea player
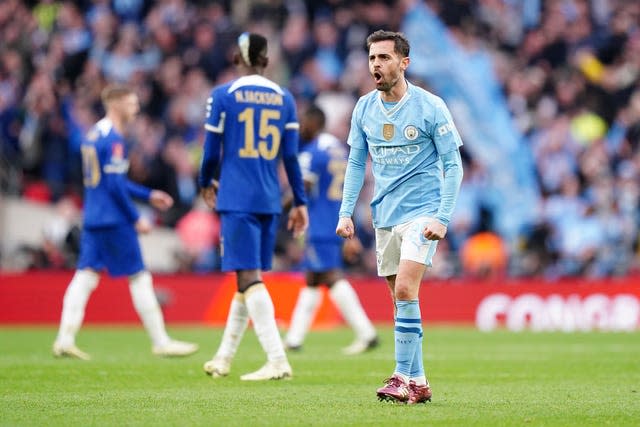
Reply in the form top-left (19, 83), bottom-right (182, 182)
top-left (199, 32), bottom-right (308, 381)
top-left (53, 84), bottom-right (198, 360)
top-left (284, 104), bottom-right (378, 355)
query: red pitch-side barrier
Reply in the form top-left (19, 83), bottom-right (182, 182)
top-left (1, 272), bottom-right (639, 331)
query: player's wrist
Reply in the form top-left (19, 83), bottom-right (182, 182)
top-left (434, 215), bottom-right (449, 226)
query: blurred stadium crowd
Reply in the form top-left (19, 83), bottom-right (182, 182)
top-left (1, 0), bottom-right (639, 279)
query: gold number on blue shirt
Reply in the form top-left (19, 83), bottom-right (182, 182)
top-left (327, 159), bottom-right (346, 201)
top-left (238, 107), bottom-right (281, 160)
top-left (81, 145), bottom-right (101, 188)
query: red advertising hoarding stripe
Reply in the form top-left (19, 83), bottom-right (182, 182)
top-left (1, 272), bottom-right (639, 330)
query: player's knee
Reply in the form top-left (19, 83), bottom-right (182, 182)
top-left (74, 269), bottom-right (100, 292)
top-left (394, 281), bottom-right (416, 301)
top-left (128, 270), bottom-right (152, 288)
top-left (238, 280), bottom-right (263, 293)
top-left (308, 273), bottom-right (324, 287)
top-left (323, 271), bottom-right (341, 288)
top-left (237, 270), bottom-right (263, 293)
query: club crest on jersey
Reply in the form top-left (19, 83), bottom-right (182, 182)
top-left (111, 143), bottom-right (124, 161)
top-left (404, 125), bottom-right (418, 141)
top-left (382, 123), bottom-right (394, 141)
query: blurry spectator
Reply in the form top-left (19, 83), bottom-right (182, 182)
top-left (460, 231), bottom-right (508, 279)
top-left (311, 16), bottom-right (343, 87)
top-left (183, 19), bottom-right (233, 82)
top-left (112, 0), bottom-right (148, 23)
top-left (517, 221), bottom-right (557, 277)
top-left (11, 196), bottom-right (81, 270)
top-left (98, 22), bottom-right (161, 83)
top-left (33, 0), bottom-right (61, 35)
top-left (280, 12), bottom-right (314, 78)
top-left (40, 196), bottom-right (81, 269)
top-left (54, 2), bottom-right (92, 83)
top-left (175, 198), bottom-right (220, 272)
top-left (2, 0), bottom-right (640, 278)
top-left (20, 71), bottom-right (69, 200)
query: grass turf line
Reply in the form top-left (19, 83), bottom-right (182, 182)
top-left (1, 326), bottom-right (638, 426)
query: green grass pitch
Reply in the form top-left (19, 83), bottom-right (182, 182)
top-left (1, 326), bottom-right (638, 426)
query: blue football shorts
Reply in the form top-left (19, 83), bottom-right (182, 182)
top-left (219, 211), bottom-right (280, 272)
top-left (77, 223), bottom-right (145, 277)
top-left (304, 240), bottom-right (343, 272)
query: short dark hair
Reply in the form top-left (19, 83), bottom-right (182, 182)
top-left (304, 104), bottom-right (326, 129)
top-left (237, 32), bottom-right (268, 67)
top-left (366, 30), bottom-right (410, 58)
top-left (100, 84), bottom-right (133, 106)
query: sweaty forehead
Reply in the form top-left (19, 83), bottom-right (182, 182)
top-left (369, 40), bottom-right (397, 57)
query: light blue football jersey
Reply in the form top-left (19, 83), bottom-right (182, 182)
top-left (347, 82), bottom-right (463, 228)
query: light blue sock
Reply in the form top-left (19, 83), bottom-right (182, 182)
top-left (394, 300), bottom-right (421, 377)
top-left (409, 306), bottom-right (425, 380)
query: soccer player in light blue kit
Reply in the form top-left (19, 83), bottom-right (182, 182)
top-left (199, 33), bottom-right (308, 381)
top-left (284, 105), bottom-right (378, 355)
top-left (53, 84), bottom-right (198, 360)
top-left (336, 31), bottom-right (464, 404)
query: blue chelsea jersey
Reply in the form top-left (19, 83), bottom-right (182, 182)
top-left (299, 133), bottom-right (347, 242)
top-left (204, 75), bottom-right (300, 213)
top-left (348, 82), bottom-right (463, 227)
top-left (80, 118), bottom-right (150, 228)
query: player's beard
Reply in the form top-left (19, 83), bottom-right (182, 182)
top-left (373, 71), bottom-right (401, 93)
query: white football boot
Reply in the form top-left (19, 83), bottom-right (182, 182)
top-left (342, 336), bottom-right (379, 356)
top-left (203, 356), bottom-right (232, 378)
top-left (240, 360), bottom-right (292, 381)
top-left (152, 340), bottom-right (199, 357)
top-left (52, 342), bottom-right (91, 361)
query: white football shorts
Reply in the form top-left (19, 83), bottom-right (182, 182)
top-left (375, 216), bottom-right (439, 277)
